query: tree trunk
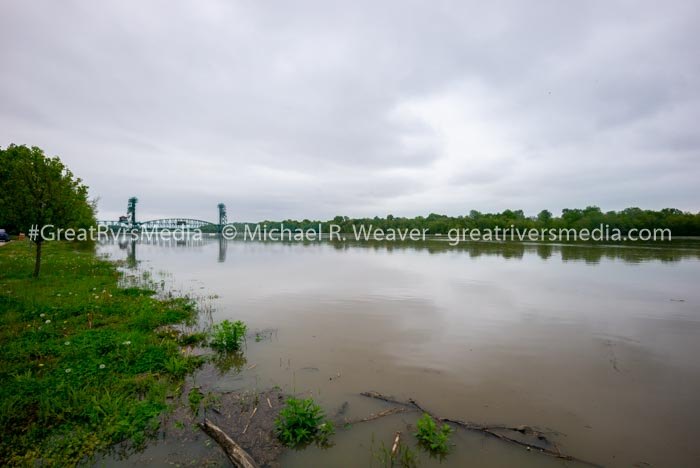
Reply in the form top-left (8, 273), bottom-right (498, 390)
top-left (33, 241), bottom-right (42, 278)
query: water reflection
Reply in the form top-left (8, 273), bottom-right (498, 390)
top-left (118, 239), bottom-right (137, 268)
top-left (99, 237), bottom-right (700, 467)
top-left (111, 235), bottom-right (229, 266)
top-left (218, 236), bottom-right (227, 263)
top-left (334, 239), bottom-right (700, 263)
top-left (106, 236), bottom-right (700, 265)
top-left (212, 350), bottom-right (246, 375)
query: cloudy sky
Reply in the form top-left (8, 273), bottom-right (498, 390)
top-left (1, 1), bottom-right (698, 222)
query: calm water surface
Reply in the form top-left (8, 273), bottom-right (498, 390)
top-left (100, 238), bottom-right (700, 467)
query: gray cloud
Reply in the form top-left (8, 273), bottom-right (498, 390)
top-left (1, 0), bottom-right (698, 221)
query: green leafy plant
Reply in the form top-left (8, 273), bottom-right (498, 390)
top-left (209, 320), bottom-right (247, 351)
top-left (275, 397), bottom-right (334, 447)
top-left (414, 413), bottom-right (452, 455)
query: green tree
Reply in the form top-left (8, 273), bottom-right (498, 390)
top-left (0, 144), bottom-right (95, 277)
top-left (537, 209), bottom-right (553, 224)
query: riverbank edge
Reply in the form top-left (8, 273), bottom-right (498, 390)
top-left (0, 240), bottom-right (205, 465)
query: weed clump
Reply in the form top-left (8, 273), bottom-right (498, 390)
top-left (415, 413), bottom-right (452, 455)
top-left (210, 319), bottom-right (247, 351)
top-left (275, 397), bottom-right (334, 447)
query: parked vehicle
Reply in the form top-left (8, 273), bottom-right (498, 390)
top-left (0, 229), bottom-right (9, 242)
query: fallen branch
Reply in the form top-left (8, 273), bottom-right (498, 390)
top-left (441, 417), bottom-right (587, 462)
top-left (360, 391), bottom-right (413, 407)
top-left (198, 419), bottom-right (259, 468)
top-left (334, 401), bottom-right (349, 420)
top-left (408, 398), bottom-right (439, 419)
top-left (360, 391), bottom-right (601, 467)
top-left (342, 406), bottom-right (408, 425)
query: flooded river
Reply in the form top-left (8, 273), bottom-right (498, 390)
top-left (99, 238), bottom-right (700, 467)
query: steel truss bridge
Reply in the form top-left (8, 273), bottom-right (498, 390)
top-left (98, 218), bottom-right (216, 230)
top-left (98, 199), bottom-right (228, 230)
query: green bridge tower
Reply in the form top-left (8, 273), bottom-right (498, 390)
top-left (127, 197), bottom-right (138, 226)
top-left (218, 203), bottom-right (227, 232)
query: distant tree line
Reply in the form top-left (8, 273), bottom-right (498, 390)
top-left (250, 206), bottom-right (700, 236)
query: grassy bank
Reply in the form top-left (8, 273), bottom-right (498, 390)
top-left (0, 241), bottom-right (202, 465)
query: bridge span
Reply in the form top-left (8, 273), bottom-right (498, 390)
top-left (97, 218), bottom-right (216, 229)
top-left (98, 199), bottom-right (227, 230)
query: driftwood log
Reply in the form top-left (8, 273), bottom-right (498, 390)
top-left (198, 419), bottom-right (260, 468)
top-left (360, 391), bottom-right (602, 467)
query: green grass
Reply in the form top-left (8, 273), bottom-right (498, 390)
top-left (275, 397), bottom-right (334, 448)
top-left (0, 241), bottom-right (202, 465)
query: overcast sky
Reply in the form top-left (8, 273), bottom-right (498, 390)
top-left (1, 1), bottom-right (698, 222)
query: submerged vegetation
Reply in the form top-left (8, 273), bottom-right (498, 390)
top-left (0, 241), bottom-right (202, 465)
top-left (414, 413), bottom-right (453, 455)
top-left (275, 397), bottom-right (335, 448)
top-left (370, 435), bottom-right (419, 468)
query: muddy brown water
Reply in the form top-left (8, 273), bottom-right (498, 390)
top-left (98, 238), bottom-right (700, 467)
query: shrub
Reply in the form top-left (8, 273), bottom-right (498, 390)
top-left (275, 397), bottom-right (334, 447)
top-left (209, 320), bottom-right (247, 351)
top-left (414, 413), bottom-right (452, 455)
